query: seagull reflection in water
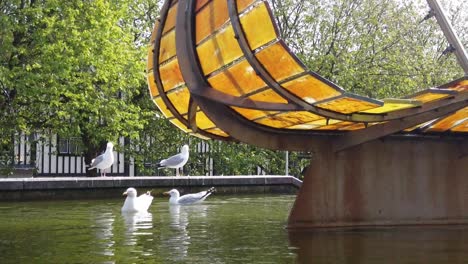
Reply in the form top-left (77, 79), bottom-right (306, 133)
top-left (163, 204), bottom-right (209, 261)
top-left (121, 211), bottom-right (153, 246)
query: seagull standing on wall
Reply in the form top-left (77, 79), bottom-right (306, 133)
top-left (88, 142), bottom-right (114, 177)
top-left (157, 144), bottom-right (189, 176)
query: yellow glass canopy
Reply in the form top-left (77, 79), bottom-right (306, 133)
top-left (147, 0), bottom-right (468, 148)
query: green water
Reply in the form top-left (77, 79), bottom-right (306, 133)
top-left (0, 194), bottom-right (296, 263)
top-left (2, 194), bottom-right (468, 263)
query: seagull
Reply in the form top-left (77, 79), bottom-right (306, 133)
top-left (121, 187), bottom-right (154, 213)
top-left (88, 142), bottom-right (114, 177)
top-left (157, 144), bottom-right (189, 176)
top-left (164, 187), bottom-right (215, 205)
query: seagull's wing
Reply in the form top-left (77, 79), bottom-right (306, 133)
top-left (136, 193), bottom-right (154, 211)
top-left (159, 153), bottom-right (185, 168)
top-left (88, 154), bottom-right (104, 169)
top-left (177, 189), bottom-right (213, 205)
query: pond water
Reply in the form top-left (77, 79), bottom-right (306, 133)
top-left (1, 194), bottom-right (468, 263)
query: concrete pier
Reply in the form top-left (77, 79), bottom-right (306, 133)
top-left (0, 175), bottom-right (301, 201)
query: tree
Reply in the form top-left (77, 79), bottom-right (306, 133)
top-left (1, 0), bottom-right (152, 176)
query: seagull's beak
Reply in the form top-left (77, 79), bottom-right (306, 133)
top-left (123, 191), bottom-right (127, 196)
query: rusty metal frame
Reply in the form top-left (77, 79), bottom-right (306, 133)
top-left (426, 0), bottom-right (468, 74)
top-left (333, 95), bottom-right (468, 152)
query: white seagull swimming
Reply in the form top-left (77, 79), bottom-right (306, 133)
top-left (121, 187), bottom-right (154, 213)
top-left (88, 142), bottom-right (114, 177)
top-left (157, 144), bottom-right (189, 176)
top-left (164, 187), bottom-right (215, 205)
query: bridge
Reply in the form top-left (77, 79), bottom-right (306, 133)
top-left (147, 0), bottom-right (468, 229)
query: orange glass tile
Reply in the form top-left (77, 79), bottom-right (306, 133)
top-left (147, 72), bottom-right (159, 97)
top-left (360, 100), bottom-right (418, 114)
top-left (195, 0), bottom-right (256, 44)
top-left (231, 106), bottom-right (275, 120)
top-left (163, 4), bottom-right (178, 34)
top-left (255, 116), bottom-right (294, 128)
top-left (195, 0), bottom-right (229, 44)
top-left (446, 80), bottom-right (468, 92)
top-left (316, 97), bottom-right (380, 114)
top-left (196, 25), bottom-right (243, 75)
top-left (240, 3), bottom-right (278, 51)
top-left (256, 42), bottom-right (305, 82)
top-left (410, 92), bottom-right (451, 103)
top-left (280, 111), bottom-right (322, 124)
top-left (159, 58), bottom-right (185, 91)
top-left (169, 118), bottom-right (192, 133)
top-left (256, 111), bottom-right (322, 128)
top-left (205, 127), bottom-right (229, 137)
top-left (316, 121), bottom-right (360, 130)
top-left (195, 0), bottom-right (210, 11)
top-left (425, 107), bottom-right (468, 132)
top-left (149, 20), bottom-right (159, 45)
top-left (248, 89), bottom-right (288, 103)
top-left (147, 46), bottom-right (154, 72)
top-left (167, 88), bottom-right (191, 115)
top-left (337, 122), bottom-right (369, 131)
top-left (208, 59), bottom-right (267, 96)
top-left (196, 111), bottom-right (217, 129)
top-left (153, 97), bottom-right (174, 118)
top-left (159, 30), bottom-right (176, 63)
top-left (451, 120), bottom-right (468, 132)
top-left (282, 74), bottom-right (341, 103)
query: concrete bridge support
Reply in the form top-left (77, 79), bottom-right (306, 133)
top-left (288, 137), bottom-right (468, 229)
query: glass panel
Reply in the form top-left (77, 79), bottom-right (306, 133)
top-left (256, 111), bottom-right (322, 128)
top-left (147, 46), bottom-right (154, 71)
top-left (426, 107), bottom-right (467, 132)
top-left (159, 58), bottom-right (185, 91)
top-left (360, 101), bottom-right (418, 114)
top-left (195, 0), bottom-right (256, 44)
top-left (231, 106), bottom-right (276, 120)
top-left (446, 79), bottom-right (468, 91)
top-left (451, 121), bottom-right (468, 132)
top-left (167, 87), bottom-right (191, 115)
top-left (163, 4), bottom-right (178, 34)
top-left (256, 42), bottom-right (305, 82)
top-left (337, 122), bottom-right (368, 131)
top-left (248, 89), bottom-right (288, 103)
top-left (169, 118), bottom-right (192, 133)
top-left (196, 112), bottom-right (216, 129)
top-left (147, 73), bottom-right (159, 97)
top-left (154, 97), bottom-right (174, 118)
top-left (149, 20), bottom-right (159, 44)
top-left (195, 0), bottom-right (210, 11)
top-left (195, 0), bottom-right (229, 44)
top-left (409, 92), bottom-right (451, 103)
top-left (159, 30), bottom-right (176, 63)
top-left (241, 3), bottom-right (277, 50)
top-left (208, 59), bottom-right (266, 96)
top-left (282, 74), bottom-right (341, 103)
top-left (205, 128), bottom-right (229, 137)
top-left (316, 97), bottom-right (380, 114)
top-left (196, 25), bottom-right (243, 75)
